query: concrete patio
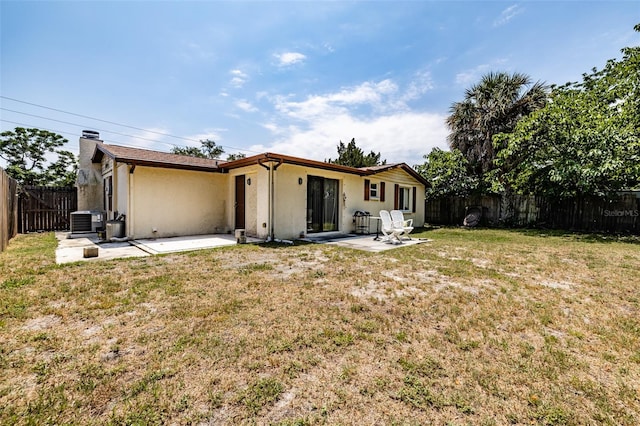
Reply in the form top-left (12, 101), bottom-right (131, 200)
top-left (304, 233), bottom-right (430, 252)
top-left (54, 232), bottom-right (261, 264)
top-left (55, 232), bottom-right (429, 264)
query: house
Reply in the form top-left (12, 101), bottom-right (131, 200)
top-left (76, 131), bottom-right (428, 240)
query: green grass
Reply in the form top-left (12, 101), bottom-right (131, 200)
top-left (0, 228), bottom-right (639, 424)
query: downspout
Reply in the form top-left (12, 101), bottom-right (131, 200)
top-left (128, 163), bottom-right (135, 238)
top-left (258, 158), bottom-right (273, 241)
top-left (270, 163), bottom-right (275, 240)
top-left (270, 158), bottom-right (283, 240)
top-left (258, 157), bottom-right (283, 241)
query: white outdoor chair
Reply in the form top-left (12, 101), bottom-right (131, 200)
top-left (391, 210), bottom-right (414, 240)
top-left (379, 210), bottom-right (404, 244)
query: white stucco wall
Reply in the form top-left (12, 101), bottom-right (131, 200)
top-left (362, 169), bottom-right (425, 227)
top-left (226, 165), bottom-right (269, 239)
top-left (128, 166), bottom-right (227, 239)
top-left (269, 164), bottom-right (425, 239)
top-left (116, 164), bottom-right (129, 217)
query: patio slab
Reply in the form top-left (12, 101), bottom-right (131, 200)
top-left (131, 234), bottom-right (263, 254)
top-left (307, 234), bottom-right (430, 252)
top-left (55, 233), bottom-right (263, 263)
top-left (55, 232), bottom-right (149, 264)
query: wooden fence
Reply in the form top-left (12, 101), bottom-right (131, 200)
top-left (1, 168), bottom-right (19, 252)
top-left (18, 186), bottom-right (77, 233)
top-left (425, 193), bottom-right (640, 234)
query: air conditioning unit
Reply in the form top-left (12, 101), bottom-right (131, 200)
top-left (71, 211), bottom-right (104, 233)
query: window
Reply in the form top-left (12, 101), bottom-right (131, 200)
top-left (364, 180), bottom-right (385, 201)
top-left (370, 183), bottom-right (378, 199)
top-left (398, 187), bottom-right (411, 211)
top-left (394, 184), bottom-right (415, 212)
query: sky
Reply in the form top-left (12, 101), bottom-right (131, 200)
top-left (1, 1), bottom-right (639, 167)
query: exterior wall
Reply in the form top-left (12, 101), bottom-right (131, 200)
top-left (364, 169), bottom-right (425, 227)
top-left (264, 164), bottom-right (426, 240)
top-left (226, 165), bottom-right (268, 239)
top-left (76, 137), bottom-right (103, 211)
top-left (128, 166), bottom-right (227, 239)
top-left (273, 164), bottom-right (311, 239)
top-left (115, 164), bottom-right (129, 217)
top-left (244, 171), bottom-right (258, 237)
top-left (109, 158), bottom-right (425, 241)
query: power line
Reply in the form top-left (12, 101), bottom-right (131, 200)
top-left (0, 95), bottom-right (259, 154)
top-left (0, 119), bottom-right (181, 154)
top-left (1, 107), bottom-right (182, 150)
top-left (0, 95), bottom-right (197, 142)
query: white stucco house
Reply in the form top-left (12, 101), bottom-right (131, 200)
top-left (76, 132), bottom-right (428, 240)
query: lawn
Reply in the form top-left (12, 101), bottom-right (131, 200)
top-left (1, 228), bottom-right (639, 425)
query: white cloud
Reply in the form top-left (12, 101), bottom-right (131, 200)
top-left (235, 99), bottom-right (258, 113)
top-left (186, 129), bottom-right (226, 144)
top-left (252, 77), bottom-right (447, 165)
top-left (274, 79), bottom-right (399, 121)
top-left (251, 112), bottom-right (448, 165)
top-left (402, 70), bottom-right (434, 103)
top-left (493, 4), bottom-right (523, 27)
top-left (229, 69), bottom-right (248, 88)
top-left (455, 64), bottom-right (492, 86)
top-left (274, 52), bottom-right (307, 67)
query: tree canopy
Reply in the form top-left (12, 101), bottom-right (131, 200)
top-left (0, 127), bottom-right (78, 186)
top-left (415, 148), bottom-right (478, 200)
top-left (171, 139), bottom-right (224, 159)
top-left (446, 72), bottom-right (548, 181)
top-left (327, 138), bottom-right (386, 168)
top-left (226, 153), bottom-right (246, 161)
top-left (494, 26), bottom-right (640, 197)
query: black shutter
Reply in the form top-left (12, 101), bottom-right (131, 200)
top-left (394, 184), bottom-right (399, 209)
top-left (412, 186), bottom-right (417, 212)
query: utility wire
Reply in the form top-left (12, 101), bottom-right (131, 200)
top-left (0, 95), bottom-right (259, 154)
top-left (0, 119), bottom-right (185, 154)
top-left (1, 107), bottom-right (182, 150)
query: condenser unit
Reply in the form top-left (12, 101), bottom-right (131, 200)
top-left (70, 211), bottom-right (104, 233)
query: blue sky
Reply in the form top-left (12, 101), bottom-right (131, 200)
top-left (1, 1), bottom-right (638, 166)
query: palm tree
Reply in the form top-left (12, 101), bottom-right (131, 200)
top-left (446, 72), bottom-right (547, 176)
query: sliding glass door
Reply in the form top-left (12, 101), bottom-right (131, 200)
top-left (307, 176), bottom-right (339, 233)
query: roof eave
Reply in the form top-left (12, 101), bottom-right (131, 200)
top-left (91, 145), bottom-right (220, 173)
top-left (222, 152), bottom-right (369, 176)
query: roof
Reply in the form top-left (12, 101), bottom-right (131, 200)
top-left (92, 143), bottom-right (224, 172)
top-left (91, 144), bottom-right (429, 186)
top-left (222, 152), bottom-right (429, 186)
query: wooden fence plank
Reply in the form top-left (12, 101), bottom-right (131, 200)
top-left (425, 193), bottom-right (640, 233)
top-left (18, 186), bottom-right (77, 233)
top-left (1, 168), bottom-right (19, 251)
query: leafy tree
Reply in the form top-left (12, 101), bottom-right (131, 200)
top-left (226, 153), bottom-right (246, 161)
top-left (327, 138), bottom-right (386, 168)
top-left (495, 25), bottom-right (640, 197)
top-left (446, 72), bottom-right (547, 180)
top-left (415, 148), bottom-right (478, 199)
top-left (0, 127), bottom-right (77, 186)
top-left (171, 139), bottom-right (224, 159)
